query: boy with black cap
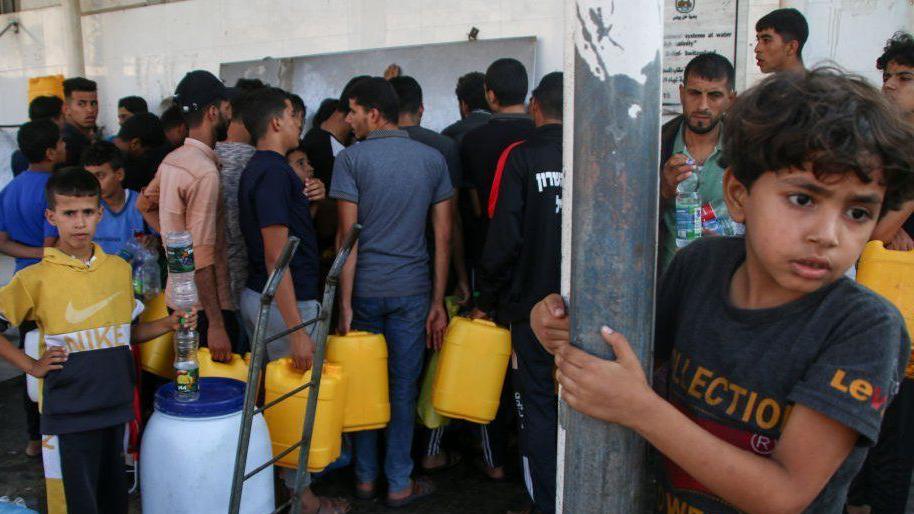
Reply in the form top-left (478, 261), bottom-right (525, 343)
top-left (471, 72), bottom-right (564, 514)
top-left (143, 70), bottom-right (240, 362)
top-left (114, 112), bottom-right (168, 191)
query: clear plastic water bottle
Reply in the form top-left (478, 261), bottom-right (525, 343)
top-left (675, 160), bottom-right (702, 248)
top-left (173, 328), bottom-right (200, 402)
top-left (133, 248), bottom-right (162, 301)
top-left (118, 236), bottom-right (142, 264)
top-left (164, 231), bottom-right (200, 400)
top-left (164, 231), bottom-right (195, 283)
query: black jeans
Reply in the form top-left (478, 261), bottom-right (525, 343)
top-left (58, 424), bottom-right (128, 514)
top-left (511, 321), bottom-right (557, 514)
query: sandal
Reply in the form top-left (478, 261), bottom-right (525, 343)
top-left (421, 450), bottom-right (463, 474)
top-left (385, 477), bottom-right (436, 508)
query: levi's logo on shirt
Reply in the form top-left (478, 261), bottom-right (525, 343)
top-left (829, 369), bottom-right (889, 411)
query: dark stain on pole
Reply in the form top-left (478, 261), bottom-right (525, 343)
top-left (561, 1), bottom-right (662, 512)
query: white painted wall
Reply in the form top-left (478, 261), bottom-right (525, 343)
top-left (0, 0), bottom-right (908, 132)
top-left (0, 0), bottom-right (565, 133)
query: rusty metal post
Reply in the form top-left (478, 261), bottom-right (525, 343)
top-left (558, 1), bottom-right (663, 512)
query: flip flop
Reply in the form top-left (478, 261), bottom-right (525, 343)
top-left (422, 451), bottom-right (463, 474)
top-left (385, 477), bottom-right (436, 508)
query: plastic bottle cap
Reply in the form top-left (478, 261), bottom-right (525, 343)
top-left (154, 377), bottom-right (245, 418)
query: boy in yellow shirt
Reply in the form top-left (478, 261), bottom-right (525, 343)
top-left (0, 167), bottom-right (194, 514)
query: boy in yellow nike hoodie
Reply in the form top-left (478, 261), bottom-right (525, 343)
top-left (0, 167), bottom-right (195, 514)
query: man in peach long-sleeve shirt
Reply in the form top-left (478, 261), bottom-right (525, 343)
top-left (146, 70), bottom-right (239, 361)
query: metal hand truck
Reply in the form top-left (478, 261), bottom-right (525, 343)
top-left (228, 224), bottom-right (361, 514)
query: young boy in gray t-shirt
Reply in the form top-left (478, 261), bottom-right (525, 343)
top-left (530, 68), bottom-right (914, 513)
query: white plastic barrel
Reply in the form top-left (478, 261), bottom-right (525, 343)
top-left (140, 377), bottom-right (274, 514)
top-left (24, 331), bottom-right (38, 402)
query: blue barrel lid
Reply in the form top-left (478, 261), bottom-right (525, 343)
top-left (154, 377), bottom-right (246, 418)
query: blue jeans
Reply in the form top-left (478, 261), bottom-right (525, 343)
top-left (350, 293), bottom-right (429, 494)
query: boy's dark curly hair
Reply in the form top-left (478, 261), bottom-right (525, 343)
top-left (877, 32), bottom-right (914, 70)
top-left (722, 66), bottom-right (914, 212)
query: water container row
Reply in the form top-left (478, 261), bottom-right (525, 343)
top-left (140, 314), bottom-right (512, 473)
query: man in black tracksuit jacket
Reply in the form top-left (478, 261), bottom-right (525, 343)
top-left (472, 72), bottom-right (563, 514)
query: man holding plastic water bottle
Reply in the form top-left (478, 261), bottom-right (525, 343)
top-left (659, 53), bottom-right (737, 273)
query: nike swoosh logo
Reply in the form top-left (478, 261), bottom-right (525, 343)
top-left (65, 292), bottom-right (123, 325)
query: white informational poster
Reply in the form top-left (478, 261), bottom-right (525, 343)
top-left (663, 0), bottom-right (739, 107)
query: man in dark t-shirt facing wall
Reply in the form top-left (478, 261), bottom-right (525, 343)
top-left (460, 58), bottom-right (534, 289)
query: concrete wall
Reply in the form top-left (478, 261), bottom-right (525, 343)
top-left (0, 0), bottom-right (908, 132)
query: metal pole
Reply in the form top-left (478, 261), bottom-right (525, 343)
top-left (559, 1), bottom-right (662, 512)
top-left (60, 0), bottom-right (85, 77)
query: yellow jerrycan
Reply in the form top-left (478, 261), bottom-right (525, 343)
top-left (264, 360), bottom-right (347, 472)
top-left (139, 292), bottom-right (175, 379)
top-left (28, 74), bottom-right (64, 102)
top-left (197, 348), bottom-right (249, 382)
top-left (325, 331), bottom-right (390, 432)
top-left (856, 240), bottom-right (914, 376)
top-left (433, 317), bottom-right (511, 423)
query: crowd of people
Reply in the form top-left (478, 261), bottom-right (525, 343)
top-left (0, 6), bottom-right (910, 514)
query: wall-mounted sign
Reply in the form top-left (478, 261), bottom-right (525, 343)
top-left (663, 0), bottom-right (739, 107)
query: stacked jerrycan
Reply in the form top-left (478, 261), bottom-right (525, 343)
top-left (264, 360), bottom-right (348, 472)
top-left (325, 331), bottom-right (391, 432)
top-left (264, 330), bottom-right (390, 472)
top-left (433, 317), bottom-right (512, 423)
top-left (856, 240), bottom-right (914, 376)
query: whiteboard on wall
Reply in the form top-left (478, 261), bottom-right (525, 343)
top-left (663, 0), bottom-right (739, 109)
top-left (219, 37), bottom-right (537, 133)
